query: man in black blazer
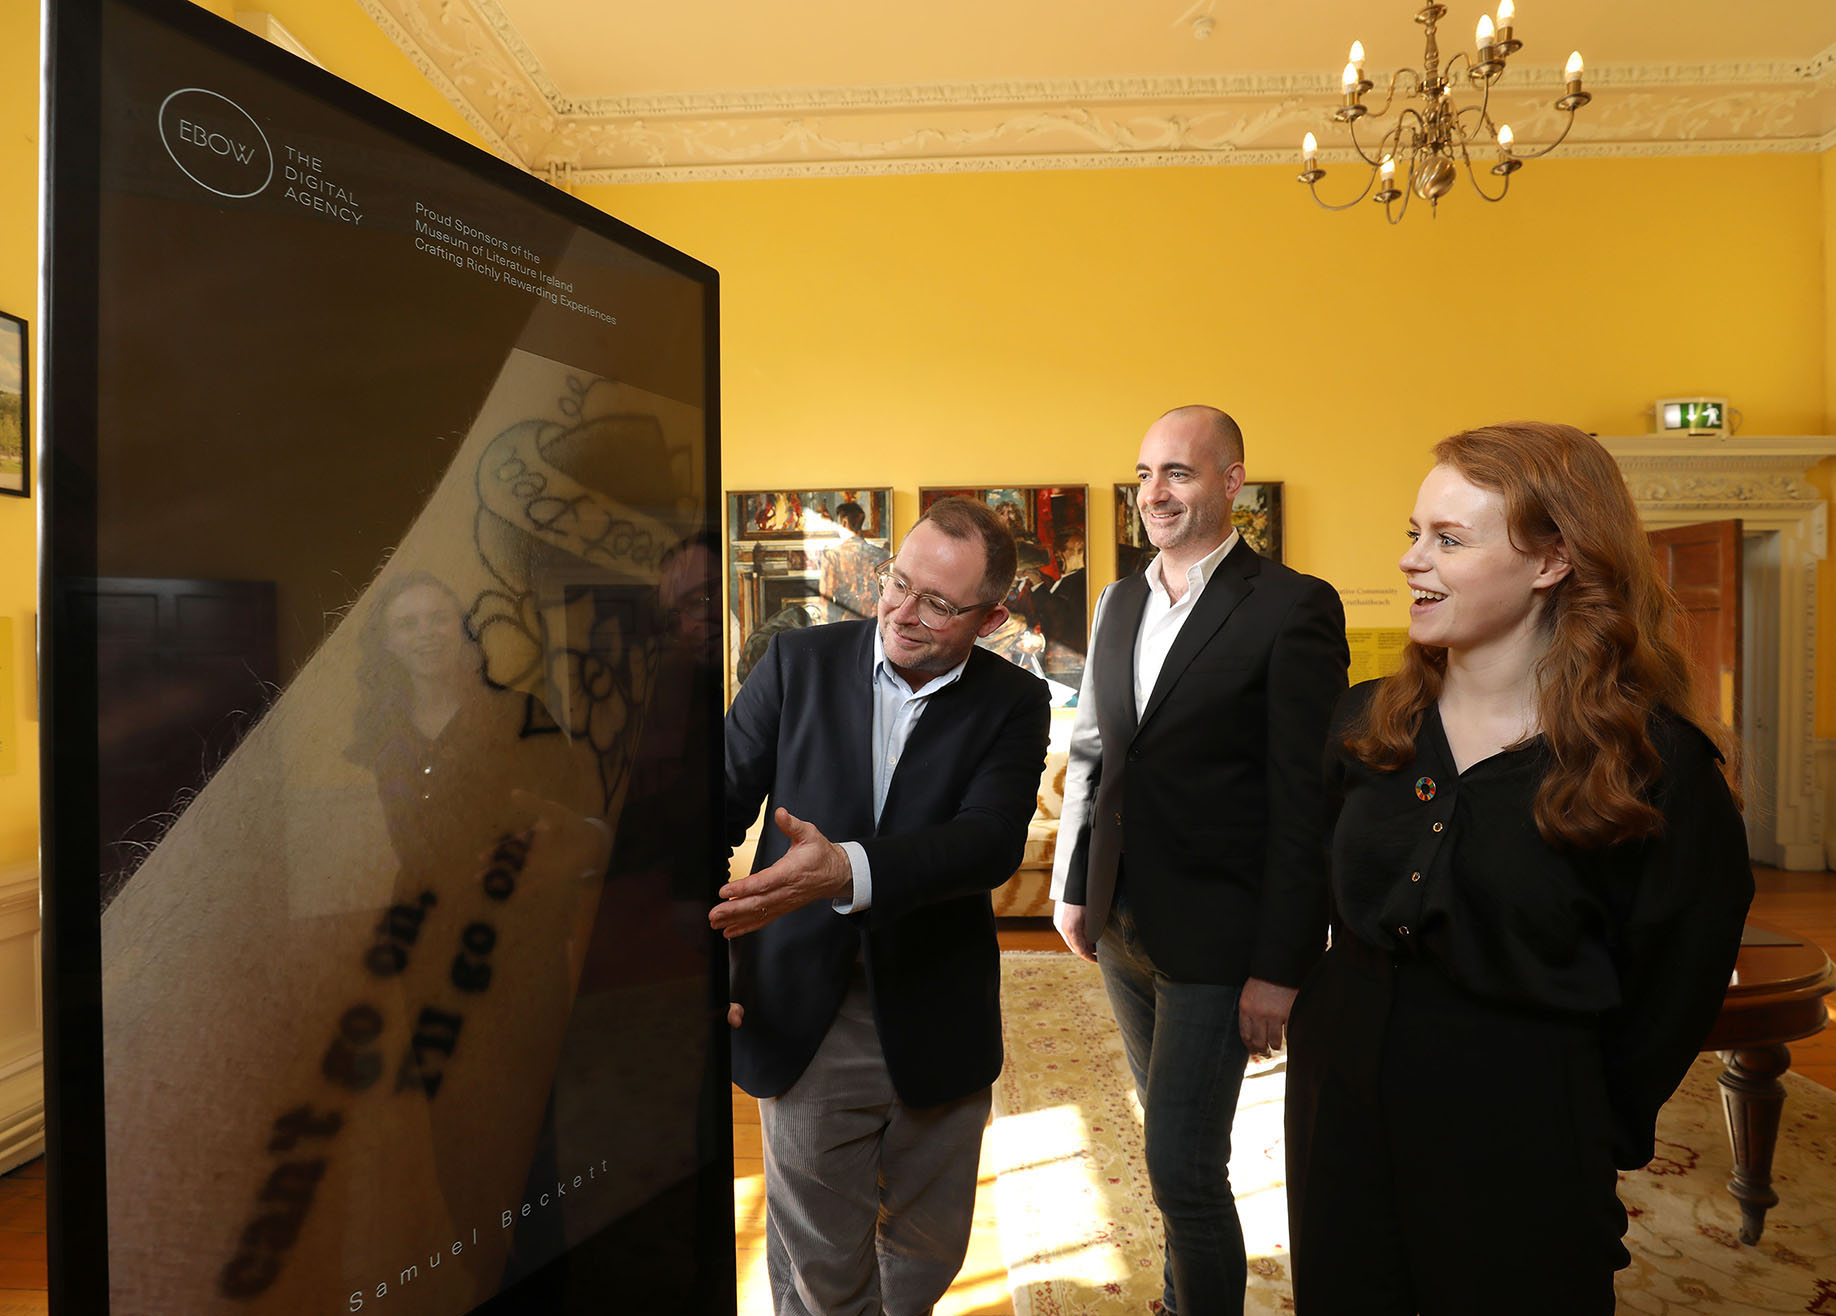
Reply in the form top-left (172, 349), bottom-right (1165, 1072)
top-left (717, 497), bottom-right (1050, 1316)
top-left (1053, 405), bottom-right (1348, 1316)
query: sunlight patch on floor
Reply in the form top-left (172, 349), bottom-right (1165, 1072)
top-left (1231, 1061), bottom-right (1292, 1275)
top-left (734, 1173), bottom-right (770, 1315)
top-left (985, 1103), bottom-right (1130, 1290)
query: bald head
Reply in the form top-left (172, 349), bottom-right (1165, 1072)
top-left (1157, 405), bottom-right (1245, 471)
top-left (1136, 404), bottom-right (1248, 572)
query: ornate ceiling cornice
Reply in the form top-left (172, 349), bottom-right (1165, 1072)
top-left (355, 0), bottom-right (1836, 182)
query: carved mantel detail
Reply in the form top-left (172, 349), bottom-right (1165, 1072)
top-left (1626, 470), bottom-right (1822, 506)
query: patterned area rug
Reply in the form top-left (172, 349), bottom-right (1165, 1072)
top-left (989, 951), bottom-right (1836, 1316)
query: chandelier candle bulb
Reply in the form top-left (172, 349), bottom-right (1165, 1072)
top-left (1476, 14), bottom-right (1494, 50)
top-left (1380, 155), bottom-right (1395, 186)
top-left (1341, 59), bottom-right (1365, 108)
top-left (1494, 0), bottom-right (1519, 54)
top-left (1566, 50), bottom-right (1584, 91)
top-left (1491, 123), bottom-right (1522, 176)
top-left (1348, 40), bottom-right (1365, 80)
top-left (1298, 130), bottom-right (1325, 184)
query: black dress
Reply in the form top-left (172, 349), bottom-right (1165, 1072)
top-left (1284, 680), bottom-right (1753, 1315)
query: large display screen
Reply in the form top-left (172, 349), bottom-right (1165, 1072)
top-left (42, 2), bottom-right (729, 1311)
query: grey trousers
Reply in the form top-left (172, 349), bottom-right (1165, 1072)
top-left (758, 969), bottom-right (993, 1316)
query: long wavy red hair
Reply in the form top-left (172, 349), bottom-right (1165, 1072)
top-left (1345, 421), bottom-right (1723, 848)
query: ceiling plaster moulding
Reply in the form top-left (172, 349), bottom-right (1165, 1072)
top-left (364, 0), bottom-right (1836, 180)
top-left (573, 134), bottom-right (1832, 187)
top-left (540, 83), bottom-right (1832, 177)
top-left (563, 48), bottom-right (1836, 118)
top-left (358, 0), bottom-right (554, 167)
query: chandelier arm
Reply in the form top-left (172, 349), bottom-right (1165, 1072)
top-left (1514, 108), bottom-right (1582, 160)
top-left (1306, 171), bottom-right (1379, 212)
top-left (1345, 115), bottom-right (1390, 169)
top-left (1458, 152), bottom-right (1511, 203)
top-left (1383, 184), bottom-right (1412, 225)
top-left (1441, 51), bottom-right (1473, 86)
top-left (1362, 67), bottom-right (1424, 121)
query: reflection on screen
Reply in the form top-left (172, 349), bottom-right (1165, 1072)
top-left (61, 4), bottom-right (727, 1312)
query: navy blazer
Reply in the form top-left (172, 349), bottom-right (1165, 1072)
top-left (724, 621), bottom-right (1050, 1107)
top-left (1057, 539), bottom-right (1349, 986)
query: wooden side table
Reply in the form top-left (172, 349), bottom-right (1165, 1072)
top-left (1697, 923), bottom-right (1836, 1244)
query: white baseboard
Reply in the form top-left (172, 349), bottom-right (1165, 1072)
top-left (0, 1063), bottom-right (44, 1174)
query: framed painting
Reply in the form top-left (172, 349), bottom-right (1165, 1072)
top-left (726, 488), bottom-right (892, 693)
top-left (1114, 480), bottom-right (1284, 575)
top-left (918, 485), bottom-right (1087, 702)
top-left (0, 310), bottom-right (25, 499)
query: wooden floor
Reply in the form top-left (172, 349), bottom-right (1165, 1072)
top-left (1, 868), bottom-right (1831, 1314)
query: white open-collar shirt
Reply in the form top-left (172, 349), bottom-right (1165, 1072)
top-left (1133, 531), bottom-right (1239, 718)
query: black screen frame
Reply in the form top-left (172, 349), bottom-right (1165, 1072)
top-left (40, 1), bottom-right (728, 1310)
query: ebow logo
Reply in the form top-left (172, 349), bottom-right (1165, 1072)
top-left (158, 88), bottom-right (273, 199)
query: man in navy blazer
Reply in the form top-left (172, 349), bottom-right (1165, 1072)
top-left (1053, 405), bottom-right (1348, 1316)
top-left (717, 496), bottom-right (1050, 1316)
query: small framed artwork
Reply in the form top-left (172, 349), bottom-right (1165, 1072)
top-left (918, 485), bottom-right (1088, 702)
top-left (0, 311), bottom-right (26, 499)
top-left (726, 488), bottom-right (892, 694)
top-left (1114, 480), bottom-right (1284, 574)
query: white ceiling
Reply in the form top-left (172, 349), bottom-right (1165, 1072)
top-left (349, 0), bottom-right (1836, 180)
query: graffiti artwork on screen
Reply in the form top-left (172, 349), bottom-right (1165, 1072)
top-left (1115, 480), bottom-right (1284, 578)
top-left (918, 485), bottom-right (1087, 704)
top-left (0, 310), bottom-right (24, 498)
top-left (97, 355), bottom-right (717, 1314)
top-left (726, 488), bottom-right (891, 692)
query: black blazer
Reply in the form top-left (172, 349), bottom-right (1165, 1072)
top-left (724, 621), bottom-right (1050, 1106)
top-left (1057, 539), bottom-right (1349, 985)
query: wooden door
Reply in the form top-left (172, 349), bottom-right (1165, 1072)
top-left (1648, 520), bottom-right (1741, 729)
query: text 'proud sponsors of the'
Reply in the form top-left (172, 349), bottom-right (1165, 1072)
top-left (412, 203), bottom-right (618, 325)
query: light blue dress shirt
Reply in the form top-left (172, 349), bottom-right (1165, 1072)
top-left (833, 626), bottom-right (971, 913)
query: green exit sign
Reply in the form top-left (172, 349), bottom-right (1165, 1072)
top-left (1656, 396), bottom-right (1730, 435)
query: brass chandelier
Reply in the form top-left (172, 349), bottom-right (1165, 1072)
top-left (1297, 2), bottom-right (1590, 222)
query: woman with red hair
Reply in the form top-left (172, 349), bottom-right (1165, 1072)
top-left (1285, 421), bottom-right (1753, 1314)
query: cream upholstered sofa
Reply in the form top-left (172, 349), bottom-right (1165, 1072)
top-left (991, 744), bottom-right (1070, 918)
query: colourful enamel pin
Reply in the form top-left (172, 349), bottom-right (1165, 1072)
top-left (1414, 776), bottom-right (1436, 802)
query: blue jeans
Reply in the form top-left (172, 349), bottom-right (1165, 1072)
top-left (1096, 888), bottom-right (1250, 1316)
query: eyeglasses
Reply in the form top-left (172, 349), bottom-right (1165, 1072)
top-left (874, 561), bottom-right (998, 630)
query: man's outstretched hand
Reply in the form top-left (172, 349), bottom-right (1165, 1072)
top-left (710, 807), bottom-right (852, 939)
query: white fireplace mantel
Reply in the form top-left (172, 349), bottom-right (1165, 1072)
top-left (1601, 435), bottom-right (1836, 870)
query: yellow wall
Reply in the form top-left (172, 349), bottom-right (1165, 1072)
top-left (0, 1), bottom-right (39, 866)
top-left (585, 158), bottom-right (1827, 604)
top-left (1826, 146), bottom-right (1836, 432)
top-left (1820, 147), bottom-right (1836, 734)
top-left (590, 158), bottom-right (1836, 734)
top-left (3, 2), bottom-right (1833, 872)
